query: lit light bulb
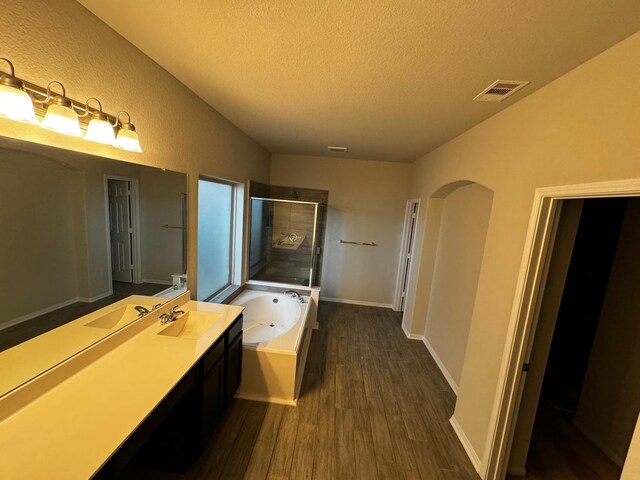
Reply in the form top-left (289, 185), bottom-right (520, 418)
top-left (114, 123), bottom-right (142, 152)
top-left (41, 100), bottom-right (83, 137)
top-left (84, 112), bottom-right (116, 144)
top-left (0, 76), bottom-right (38, 124)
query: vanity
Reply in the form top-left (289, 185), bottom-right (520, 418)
top-left (0, 292), bottom-right (243, 479)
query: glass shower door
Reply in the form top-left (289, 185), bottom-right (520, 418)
top-left (248, 198), bottom-right (318, 287)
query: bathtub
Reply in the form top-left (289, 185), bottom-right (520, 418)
top-left (231, 289), bottom-right (316, 405)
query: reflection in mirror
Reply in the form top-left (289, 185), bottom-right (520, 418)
top-left (0, 137), bottom-right (187, 397)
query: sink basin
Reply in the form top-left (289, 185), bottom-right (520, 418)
top-left (84, 305), bottom-right (143, 330)
top-left (157, 311), bottom-right (222, 339)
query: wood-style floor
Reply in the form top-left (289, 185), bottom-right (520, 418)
top-left (125, 301), bottom-right (480, 480)
top-left (0, 282), bottom-right (167, 352)
top-left (507, 407), bottom-right (622, 480)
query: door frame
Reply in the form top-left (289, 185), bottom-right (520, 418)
top-left (394, 199), bottom-right (420, 312)
top-left (484, 178), bottom-right (640, 480)
top-left (104, 175), bottom-right (142, 286)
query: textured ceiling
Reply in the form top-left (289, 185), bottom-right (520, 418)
top-left (78, 1), bottom-right (640, 162)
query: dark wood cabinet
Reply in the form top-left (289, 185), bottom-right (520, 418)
top-left (225, 315), bottom-right (243, 407)
top-left (201, 340), bottom-right (225, 443)
top-left (99, 313), bottom-right (243, 479)
top-left (100, 367), bottom-right (199, 477)
top-left (225, 330), bottom-right (243, 406)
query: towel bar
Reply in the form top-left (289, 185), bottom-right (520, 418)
top-left (339, 240), bottom-right (377, 246)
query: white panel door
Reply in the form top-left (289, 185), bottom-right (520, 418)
top-left (108, 179), bottom-right (133, 283)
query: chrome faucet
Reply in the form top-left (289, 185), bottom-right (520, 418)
top-left (134, 303), bottom-right (163, 317)
top-left (284, 290), bottom-right (305, 303)
top-left (159, 305), bottom-right (185, 324)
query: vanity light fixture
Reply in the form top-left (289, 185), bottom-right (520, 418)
top-left (39, 81), bottom-right (83, 137)
top-left (83, 98), bottom-right (116, 145)
top-left (0, 56), bottom-right (142, 152)
top-left (113, 111), bottom-right (143, 152)
top-left (0, 58), bottom-right (38, 124)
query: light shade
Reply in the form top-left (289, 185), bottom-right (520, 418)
top-left (41, 102), bottom-right (83, 137)
top-left (0, 82), bottom-right (38, 124)
top-left (114, 125), bottom-right (142, 152)
top-left (84, 115), bottom-right (116, 144)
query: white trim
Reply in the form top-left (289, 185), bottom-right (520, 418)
top-left (573, 419), bottom-right (626, 467)
top-left (485, 178), bottom-right (640, 480)
top-left (422, 336), bottom-right (459, 395)
top-left (401, 322), bottom-right (424, 340)
top-left (76, 291), bottom-right (112, 303)
top-left (399, 326), bottom-right (461, 396)
top-left (1, 298), bottom-right (80, 331)
top-left (450, 415), bottom-right (482, 474)
top-left (394, 199), bottom-right (420, 312)
top-left (247, 280), bottom-right (316, 292)
top-left (319, 297), bottom-right (393, 309)
top-left (0, 291), bottom-right (112, 331)
top-left (234, 392), bottom-right (297, 406)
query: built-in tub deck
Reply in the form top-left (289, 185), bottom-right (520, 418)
top-left (231, 289), bottom-right (317, 405)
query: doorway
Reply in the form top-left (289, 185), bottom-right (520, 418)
top-left (394, 199), bottom-right (420, 312)
top-left (506, 197), bottom-right (640, 479)
top-left (105, 176), bottom-right (141, 290)
top-left (485, 181), bottom-right (640, 480)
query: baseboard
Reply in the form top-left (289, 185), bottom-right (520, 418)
top-left (319, 296), bottom-right (393, 309)
top-left (573, 418), bottom-right (625, 467)
top-left (77, 291), bottom-right (112, 303)
top-left (401, 322), bottom-right (425, 340)
top-left (0, 297), bottom-right (80, 331)
top-left (450, 415), bottom-right (482, 474)
top-left (422, 336), bottom-right (460, 395)
top-left (0, 292), bottom-right (113, 332)
top-left (234, 392), bottom-right (298, 406)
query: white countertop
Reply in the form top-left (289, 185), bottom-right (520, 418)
top-left (0, 295), bottom-right (163, 398)
top-left (0, 299), bottom-right (243, 479)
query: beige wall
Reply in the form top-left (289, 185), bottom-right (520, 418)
top-left (0, 149), bottom-right (84, 324)
top-left (405, 31), bottom-right (640, 470)
top-left (424, 183), bottom-right (493, 388)
top-left (79, 157), bottom-right (143, 297)
top-left (623, 416), bottom-right (640, 480)
top-left (140, 168), bottom-right (185, 283)
top-left (574, 199), bottom-right (640, 467)
top-left (270, 154), bottom-right (410, 305)
top-left (0, 0), bottom-right (270, 301)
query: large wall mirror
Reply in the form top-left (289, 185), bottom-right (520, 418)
top-left (0, 136), bottom-right (187, 398)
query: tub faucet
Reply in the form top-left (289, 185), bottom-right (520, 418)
top-left (284, 291), bottom-right (305, 303)
top-left (159, 306), bottom-right (186, 324)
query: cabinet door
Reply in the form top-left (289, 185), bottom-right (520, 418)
top-left (202, 354), bottom-right (224, 443)
top-left (225, 332), bottom-right (243, 405)
top-left (126, 369), bottom-right (198, 475)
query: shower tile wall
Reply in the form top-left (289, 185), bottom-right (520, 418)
top-left (267, 201), bottom-right (315, 285)
top-left (249, 181), bottom-right (328, 286)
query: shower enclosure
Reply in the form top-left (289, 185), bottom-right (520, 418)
top-left (248, 197), bottom-right (320, 287)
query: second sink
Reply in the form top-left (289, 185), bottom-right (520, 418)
top-left (157, 311), bottom-right (223, 339)
top-left (85, 305), bottom-right (144, 330)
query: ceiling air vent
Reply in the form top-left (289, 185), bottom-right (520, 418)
top-left (328, 146), bottom-right (348, 153)
top-left (474, 80), bottom-right (530, 102)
